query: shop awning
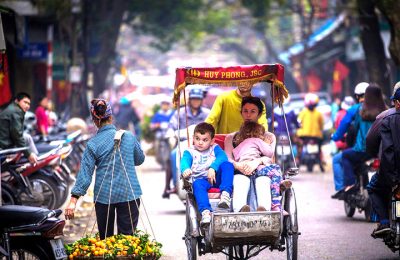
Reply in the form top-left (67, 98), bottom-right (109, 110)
top-left (279, 12), bottom-right (347, 65)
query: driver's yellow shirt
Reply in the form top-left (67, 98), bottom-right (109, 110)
top-left (205, 90), bottom-right (268, 134)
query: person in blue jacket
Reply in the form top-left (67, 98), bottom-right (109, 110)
top-left (65, 99), bottom-right (145, 239)
top-left (181, 122), bottom-right (234, 227)
top-left (332, 83), bottom-right (386, 195)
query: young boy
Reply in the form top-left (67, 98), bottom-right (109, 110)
top-left (181, 122), bottom-right (234, 226)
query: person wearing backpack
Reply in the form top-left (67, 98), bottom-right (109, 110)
top-left (332, 83), bottom-right (386, 196)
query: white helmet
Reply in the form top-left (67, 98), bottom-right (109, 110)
top-left (354, 82), bottom-right (369, 95)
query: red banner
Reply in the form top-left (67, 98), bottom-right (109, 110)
top-left (307, 70), bottom-right (322, 92)
top-left (332, 60), bottom-right (349, 95)
top-left (173, 64), bottom-right (286, 103)
top-left (0, 52), bottom-right (12, 106)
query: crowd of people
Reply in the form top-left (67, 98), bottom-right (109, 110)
top-left (1, 78), bottom-right (399, 243)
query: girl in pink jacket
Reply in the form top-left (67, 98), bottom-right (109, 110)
top-left (233, 121), bottom-right (283, 211)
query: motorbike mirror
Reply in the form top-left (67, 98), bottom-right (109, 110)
top-left (285, 167), bottom-right (299, 176)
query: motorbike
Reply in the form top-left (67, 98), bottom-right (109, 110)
top-left (0, 205), bottom-right (67, 260)
top-left (1, 146), bottom-right (64, 209)
top-left (153, 122), bottom-right (175, 170)
top-left (300, 137), bottom-right (323, 172)
top-left (343, 159), bottom-right (379, 221)
top-left (276, 134), bottom-right (296, 171)
top-left (374, 185), bottom-right (400, 255)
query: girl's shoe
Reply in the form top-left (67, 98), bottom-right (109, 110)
top-left (239, 205), bottom-right (251, 212)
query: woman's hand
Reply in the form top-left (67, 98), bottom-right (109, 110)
top-left (208, 168), bottom-right (216, 185)
top-left (64, 197), bottom-right (78, 220)
top-left (182, 169), bottom-right (192, 179)
top-left (242, 159), bottom-right (262, 175)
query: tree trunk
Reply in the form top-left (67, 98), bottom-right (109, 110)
top-left (357, 0), bottom-right (391, 98)
top-left (87, 0), bottom-right (128, 97)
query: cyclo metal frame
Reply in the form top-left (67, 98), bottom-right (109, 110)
top-left (173, 64), bottom-right (299, 260)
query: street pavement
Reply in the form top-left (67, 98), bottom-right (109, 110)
top-left (62, 145), bottom-right (399, 260)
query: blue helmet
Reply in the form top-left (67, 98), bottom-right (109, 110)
top-left (189, 88), bottom-right (204, 99)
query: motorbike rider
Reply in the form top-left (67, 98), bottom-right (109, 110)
top-left (332, 83), bottom-right (386, 196)
top-left (0, 92), bottom-right (37, 164)
top-left (330, 96), bottom-right (355, 199)
top-left (367, 85), bottom-right (400, 237)
top-left (296, 93), bottom-right (324, 169)
top-left (150, 97), bottom-right (174, 168)
top-left (163, 87), bottom-right (210, 198)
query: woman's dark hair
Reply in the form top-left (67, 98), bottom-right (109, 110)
top-left (241, 96), bottom-right (264, 115)
top-left (194, 122), bottom-right (215, 138)
top-left (360, 83), bottom-right (387, 121)
top-left (90, 99), bottom-right (112, 126)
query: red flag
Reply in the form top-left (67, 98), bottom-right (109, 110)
top-left (0, 52), bottom-right (12, 106)
top-left (306, 70), bottom-right (322, 92)
top-left (332, 60), bottom-right (349, 95)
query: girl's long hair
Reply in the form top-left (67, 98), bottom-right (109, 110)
top-left (360, 83), bottom-right (387, 121)
top-left (235, 121), bottom-right (265, 145)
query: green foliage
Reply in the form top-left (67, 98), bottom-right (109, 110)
top-left (141, 104), bottom-right (160, 143)
top-left (127, 0), bottom-right (231, 52)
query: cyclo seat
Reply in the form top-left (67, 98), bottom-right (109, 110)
top-left (0, 205), bottom-right (55, 230)
top-left (207, 134), bottom-right (227, 199)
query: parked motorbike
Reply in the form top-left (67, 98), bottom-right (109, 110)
top-left (343, 159), bottom-right (379, 221)
top-left (300, 137), bottom-right (323, 172)
top-left (1, 146), bottom-right (65, 209)
top-left (0, 205), bottom-right (67, 260)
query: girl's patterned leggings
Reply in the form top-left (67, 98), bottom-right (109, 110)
top-left (256, 164), bottom-right (282, 210)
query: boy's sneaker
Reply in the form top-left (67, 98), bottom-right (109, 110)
top-left (218, 191), bottom-right (231, 209)
top-left (200, 210), bottom-right (211, 227)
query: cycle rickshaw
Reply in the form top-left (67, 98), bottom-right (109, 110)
top-left (172, 64), bottom-right (299, 260)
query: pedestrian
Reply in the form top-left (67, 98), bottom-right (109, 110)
top-left (181, 122), bottom-right (234, 227)
top-left (35, 96), bottom-right (50, 137)
top-left (115, 97), bottom-right (141, 139)
top-left (205, 84), bottom-right (268, 134)
top-left (64, 98), bottom-right (145, 239)
top-left (0, 92), bottom-right (37, 164)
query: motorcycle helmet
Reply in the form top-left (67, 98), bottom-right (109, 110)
top-left (189, 87), bottom-right (204, 99)
top-left (304, 93), bottom-right (319, 107)
top-left (354, 82), bottom-right (369, 95)
top-left (341, 96), bottom-right (355, 111)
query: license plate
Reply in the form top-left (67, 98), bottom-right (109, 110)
top-left (277, 146), bottom-right (291, 156)
top-left (396, 201), bottom-right (400, 218)
top-left (306, 144), bottom-right (319, 154)
top-left (50, 239), bottom-right (68, 259)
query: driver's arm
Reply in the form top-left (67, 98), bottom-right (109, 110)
top-left (205, 96), bottom-right (223, 132)
top-left (258, 102), bottom-right (268, 131)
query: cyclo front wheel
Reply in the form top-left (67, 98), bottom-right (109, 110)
top-left (283, 188), bottom-right (298, 260)
top-left (185, 193), bottom-right (197, 260)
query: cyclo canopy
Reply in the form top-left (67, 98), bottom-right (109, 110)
top-left (172, 63), bottom-right (289, 106)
